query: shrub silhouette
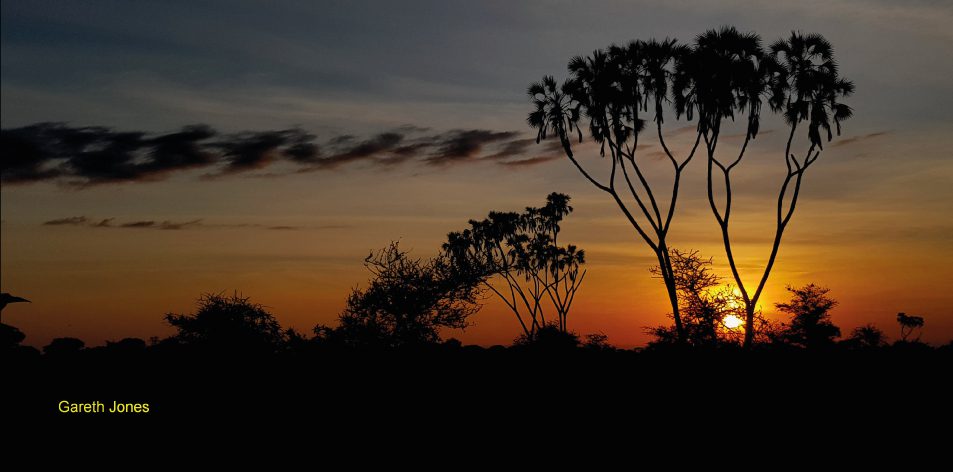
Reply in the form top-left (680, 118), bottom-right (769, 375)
top-left (1, 323), bottom-right (26, 351)
top-left (513, 324), bottom-right (580, 351)
top-left (104, 337), bottom-right (147, 354)
top-left (43, 337), bottom-right (85, 356)
top-left (841, 324), bottom-right (888, 350)
top-left (164, 292), bottom-right (286, 354)
top-left (582, 333), bottom-right (613, 351)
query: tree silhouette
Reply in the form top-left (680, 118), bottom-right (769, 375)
top-left (676, 27), bottom-right (854, 347)
top-left (775, 284), bottom-right (841, 349)
top-left (528, 40), bottom-right (701, 343)
top-left (896, 312), bottom-right (925, 342)
top-left (164, 292), bottom-right (286, 354)
top-left (444, 193), bottom-right (586, 339)
top-left (334, 242), bottom-right (482, 349)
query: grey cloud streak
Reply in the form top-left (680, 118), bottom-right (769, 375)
top-left (39, 216), bottom-right (351, 231)
top-left (2, 122), bottom-right (560, 187)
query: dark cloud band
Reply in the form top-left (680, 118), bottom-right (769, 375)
top-left (2, 123), bottom-right (559, 186)
top-left (39, 216), bottom-right (349, 231)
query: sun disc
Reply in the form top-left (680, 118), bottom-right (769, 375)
top-left (723, 314), bottom-right (744, 329)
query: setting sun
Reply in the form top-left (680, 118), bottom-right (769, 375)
top-left (723, 315), bottom-right (744, 330)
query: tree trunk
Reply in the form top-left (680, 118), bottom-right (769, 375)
top-left (743, 303), bottom-right (755, 348)
top-left (657, 244), bottom-right (685, 344)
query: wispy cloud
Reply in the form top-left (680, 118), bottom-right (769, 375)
top-left (498, 155), bottom-right (561, 167)
top-left (40, 216), bottom-right (348, 231)
top-left (831, 130), bottom-right (890, 147)
top-left (2, 122), bottom-right (553, 186)
top-left (42, 216), bottom-right (89, 226)
top-left (119, 219), bottom-right (203, 230)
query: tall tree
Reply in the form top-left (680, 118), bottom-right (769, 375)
top-left (528, 39), bottom-right (701, 343)
top-left (444, 193), bottom-right (586, 339)
top-left (674, 27), bottom-right (854, 347)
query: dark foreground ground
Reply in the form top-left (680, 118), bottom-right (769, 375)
top-left (5, 345), bottom-right (951, 434)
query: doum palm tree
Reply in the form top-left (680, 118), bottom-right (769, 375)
top-left (675, 27), bottom-right (854, 347)
top-left (528, 39), bottom-right (701, 343)
top-left (531, 27), bottom-right (853, 348)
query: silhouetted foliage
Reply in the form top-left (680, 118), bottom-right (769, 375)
top-left (1, 323), bottom-right (26, 350)
top-left (775, 284), bottom-right (841, 349)
top-left (897, 312), bottom-right (924, 342)
top-left (164, 292), bottom-right (286, 354)
top-left (333, 242), bottom-right (483, 349)
top-left (283, 328), bottom-right (312, 352)
top-left (582, 333), bottom-right (614, 351)
top-left (513, 323), bottom-right (580, 351)
top-left (43, 337), bottom-right (86, 356)
top-left (104, 337), bottom-right (147, 353)
top-left (841, 324), bottom-right (888, 350)
top-left (445, 193), bottom-right (585, 340)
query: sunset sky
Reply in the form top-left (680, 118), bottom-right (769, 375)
top-left (2, 0), bottom-right (951, 348)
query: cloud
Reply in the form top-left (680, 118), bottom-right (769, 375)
top-left (156, 219), bottom-right (203, 230)
top-left (831, 131), bottom-right (890, 148)
top-left (1, 123), bottom-right (216, 185)
top-left (485, 138), bottom-right (536, 160)
top-left (43, 216), bottom-right (89, 225)
top-left (313, 132), bottom-right (404, 169)
top-left (121, 221), bottom-right (159, 228)
top-left (39, 216), bottom-right (346, 231)
top-left (3, 122), bottom-right (545, 186)
top-left (119, 219), bottom-right (202, 230)
top-left (498, 155), bottom-right (560, 167)
top-left (428, 130), bottom-right (519, 164)
top-left (213, 128), bottom-right (320, 174)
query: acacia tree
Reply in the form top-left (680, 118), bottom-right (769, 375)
top-left (164, 292), bottom-right (286, 353)
top-left (444, 193), bottom-right (586, 339)
top-left (775, 284), bottom-right (841, 349)
top-left (674, 28), bottom-right (854, 347)
top-left (335, 242), bottom-right (483, 348)
top-left (896, 312), bottom-right (925, 342)
top-left (528, 40), bottom-right (702, 343)
top-left (648, 249), bottom-right (748, 347)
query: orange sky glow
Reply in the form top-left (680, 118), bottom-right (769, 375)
top-left (2, 1), bottom-right (952, 349)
